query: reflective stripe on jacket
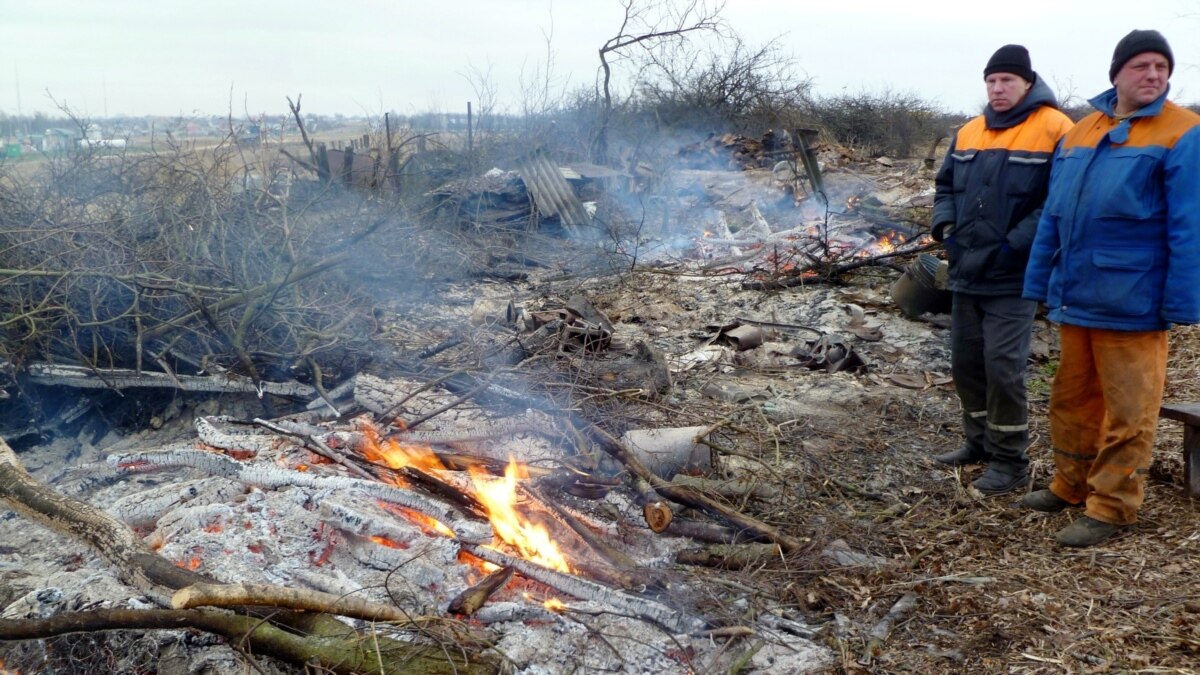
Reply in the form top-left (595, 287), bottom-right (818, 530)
top-left (1023, 87), bottom-right (1200, 330)
top-left (933, 80), bottom-right (1072, 295)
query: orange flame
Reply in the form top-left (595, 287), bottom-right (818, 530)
top-left (544, 597), bottom-right (567, 613)
top-left (358, 423), bottom-right (446, 472)
top-left (471, 458), bottom-right (571, 573)
top-left (377, 502), bottom-right (456, 538)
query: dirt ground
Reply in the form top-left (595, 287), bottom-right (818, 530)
top-left (3, 149), bottom-right (1199, 672)
top-left (412, 258), bottom-right (1200, 674)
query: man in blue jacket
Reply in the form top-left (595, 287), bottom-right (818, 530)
top-left (931, 45), bottom-right (1072, 495)
top-left (1022, 30), bottom-right (1200, 547)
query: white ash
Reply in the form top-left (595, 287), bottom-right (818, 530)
top-left (3, 417), bottom-right (832, 674)
top-left (106, 476), bottom-right (245, 528)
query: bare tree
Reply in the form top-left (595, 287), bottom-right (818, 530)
top-left (593, 0), bottom-right (725, 163)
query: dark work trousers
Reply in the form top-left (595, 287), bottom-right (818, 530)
top-left (950, 292), bottom-right (1036, 475)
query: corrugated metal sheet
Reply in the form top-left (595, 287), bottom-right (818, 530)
top-left (514, 148), bottom-right (591, 233)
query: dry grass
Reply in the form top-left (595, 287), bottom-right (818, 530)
top-left (696, 325), bottom-right (1200, 674)
top-left (521, 268), bottom-right (1200, 674)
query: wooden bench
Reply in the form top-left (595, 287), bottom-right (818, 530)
top-left (1159, 403), bottom-right (1200, 498)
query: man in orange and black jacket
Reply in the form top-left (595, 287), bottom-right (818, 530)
top-left (1022, 30), bottom-right (1200, 547)
top-left (931, 45), bottom-right (1073, 495)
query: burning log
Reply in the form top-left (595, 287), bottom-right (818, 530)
top-left (461, 543), bottom-right (701, 634)
top-left (319, 497), bottom-right (430, 550)
top-left (108, 448), bottom-right (493, 544)
top-left (0, 439), bottom-right (500, 674)
top-left (171, 582), bottom-right (425, 625)
top-left (447, 566), bottom-right (515, 616)
top-left (26, 362), bottom-right (315, 398)
top-left (252, 417), bottom-right (377, 480)
top-left (525, 483), bottom-right (637, 571)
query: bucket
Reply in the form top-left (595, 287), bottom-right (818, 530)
top-left (620, 427), bottom-right (712, 479)
top-left (890, 254), bottom-right (952, 318)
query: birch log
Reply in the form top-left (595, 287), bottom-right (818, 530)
top-left (26, 363), bottom-right (315, 398)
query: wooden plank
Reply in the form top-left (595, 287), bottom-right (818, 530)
top-left (1160, 402), bottom-right (1200, 425)
top-left (1160, 403), bottom-right (1200, 498)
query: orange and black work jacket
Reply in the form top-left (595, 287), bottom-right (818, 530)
top-left (933, 78), bottom-right (1073, 295)
top-left (1024, 87), bottom-right (1200, 331)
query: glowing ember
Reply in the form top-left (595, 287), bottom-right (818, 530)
top-left (471, 458), bottom-right (571, 573)
top-left (458, 550), bottom-right (501, 573)
top-left (378, 502), bottom-right (456, 538)
top-left (369, 535), bottom-right (408, 549)
top-left (544, 597), bottom-right (567, 613)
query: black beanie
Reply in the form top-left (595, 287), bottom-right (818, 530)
top-left (1109, 29), bottom-right (1174, 81)
top-left (984, 44), bottom-right (1035, 82)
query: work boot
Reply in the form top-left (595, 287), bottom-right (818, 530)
top-left (934, 446), bottom-right (988, 467)
top-left (1021, 489), bottom-right (1075, 513)
top-left (1055, 516), bottom-right (1124, 548)
top-left (970, 467), bottom-right (1029, 495)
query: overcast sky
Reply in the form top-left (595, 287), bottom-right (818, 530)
top-left (2, 0), bottom-right (1199, 120)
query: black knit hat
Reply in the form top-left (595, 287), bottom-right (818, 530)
top-left (1109, 29), bottom-right (1174, 81)
top-left (984, 44), bottom-right (1035, 82)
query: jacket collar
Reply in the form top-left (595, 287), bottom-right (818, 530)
top-left (1088, 85), bottom-right (1170, 144)
top-left (1088, 85), bottom-right (1170, 118)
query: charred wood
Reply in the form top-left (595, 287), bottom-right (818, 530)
top-left (447, 566), bottom-right (515, 616)
top-left (461, 543), bottom-right (700, 633)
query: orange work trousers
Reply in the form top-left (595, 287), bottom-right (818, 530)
top-left (1047, 325), bottom-right (1167, 525)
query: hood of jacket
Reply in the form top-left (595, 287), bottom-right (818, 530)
top-left (985, 75), bottom-right (1059, 129)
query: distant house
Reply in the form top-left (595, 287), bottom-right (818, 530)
top-left (41, 128), bottom-right (79, 151)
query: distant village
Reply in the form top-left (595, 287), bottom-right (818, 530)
top-left (0, 110), bottom-right (514, 158)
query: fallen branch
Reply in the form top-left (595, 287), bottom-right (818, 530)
top-left (26, 363), bottom-right (315, 398)
top-left (585, 424), bottom-right (806, 553)
top-left (861, 592), bottom-right (918, 664)
top-left (0, 607), bottom-right (481, 675)
top-left (172, 582), bottom-right (424, 625)
top-left (676, 543), bottom-right (782, 570)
